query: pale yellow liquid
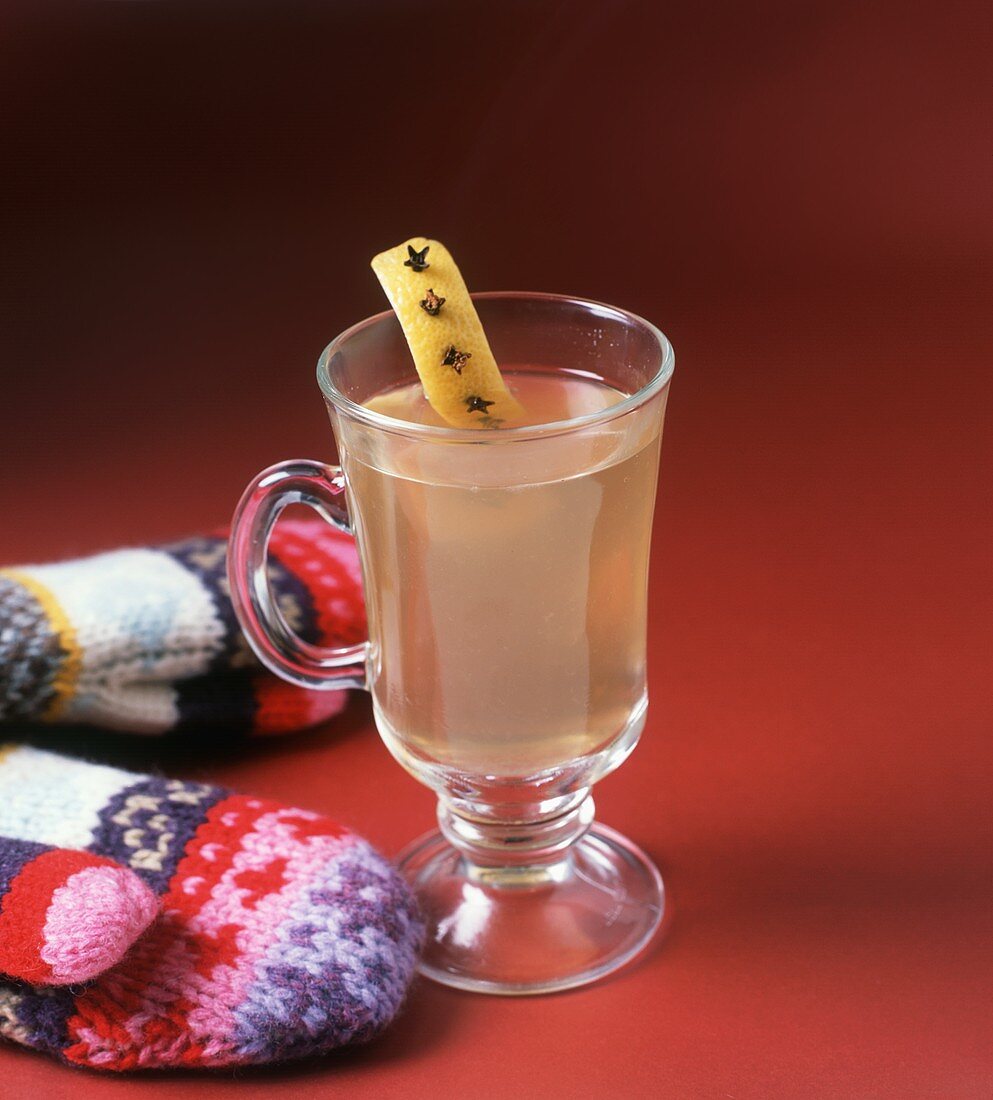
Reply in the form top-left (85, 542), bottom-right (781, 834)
top-left (347, 371), bottom-right (662, 777)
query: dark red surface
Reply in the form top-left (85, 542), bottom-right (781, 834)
top-left (1, 2), bottom-right (991, 1096)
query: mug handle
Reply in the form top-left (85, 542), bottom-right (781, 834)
top-left (227, 459), bottom-right (368, 691)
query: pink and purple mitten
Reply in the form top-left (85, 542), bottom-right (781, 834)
top-left (0, 744), bottom-right (422, 1071)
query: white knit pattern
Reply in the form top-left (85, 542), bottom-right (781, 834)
top-left (0, 745), bottom-right (135, 848)
top-left (29, 549), bottom-right (225, 732)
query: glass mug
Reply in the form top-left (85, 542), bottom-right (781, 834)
top-left (228, 292), bottom-right (674, 994)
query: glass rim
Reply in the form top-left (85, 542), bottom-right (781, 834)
top-left (316, 291), bottom-right (675, 442)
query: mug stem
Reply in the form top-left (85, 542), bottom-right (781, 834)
top-left (437, 791), bottom-right (595, 882)
top-left (396, 789), bottom-right (665, 995)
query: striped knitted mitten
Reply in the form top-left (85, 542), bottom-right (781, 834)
top-left (0, 744), bottom-right (423, 1071)
top-left (0, 837), bottom-right (157, 985)
top-left (0, 519), bottom-right (365, 736)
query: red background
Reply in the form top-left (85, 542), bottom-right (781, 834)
top-left (1, 1), bottom-right (991, 1096)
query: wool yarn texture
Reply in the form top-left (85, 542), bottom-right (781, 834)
top-left (0, 518), bottom-right (365, 736)
top-left (0, 744), bottom-right (423, 1070)
top-left (0, 837), bottom-right (158, 985)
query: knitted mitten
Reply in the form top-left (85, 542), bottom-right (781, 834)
top-left (0, 744), bottom-right (422, 1071)
top-left (0, 519), bottom-right (365, 736)
top-left (0, 837), bottom-right (157, 985)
